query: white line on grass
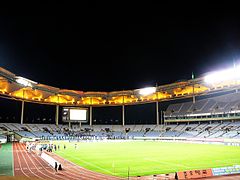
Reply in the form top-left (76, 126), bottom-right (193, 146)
top-left (58, 151), bottom-right (113, 174)
top-left (144, 158), bottom-right (190, 171)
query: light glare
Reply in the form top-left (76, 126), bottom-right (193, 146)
top-left (204, 66), bottom-right (240, 84)
top-left (139, 87), bottom-right (156, 96)
top-left (15, 76), bottom-right (37, 87)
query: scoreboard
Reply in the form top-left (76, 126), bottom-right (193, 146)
top-left (62, 107), bottom-right (88, 122)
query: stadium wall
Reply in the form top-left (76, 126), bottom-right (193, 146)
top-left (133, 136), bottom-right (240, 146)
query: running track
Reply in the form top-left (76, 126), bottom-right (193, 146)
top-left (12, 142), bottom-right (240, 180)
top-left (13, 142), bottom-right (123, 180)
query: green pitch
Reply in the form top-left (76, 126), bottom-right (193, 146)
top-left (53, 141), bottom-right (240, 177)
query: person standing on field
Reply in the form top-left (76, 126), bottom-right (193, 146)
top-left (54, 162), bottom-right (58, 174)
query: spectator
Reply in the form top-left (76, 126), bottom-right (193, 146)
top-left (54, 162), bottom-right (58, 174)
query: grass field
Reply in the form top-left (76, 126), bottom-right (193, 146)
top-left (53, 141), bottom-right (240, 177)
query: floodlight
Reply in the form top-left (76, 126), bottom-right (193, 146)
top-left (204, 66), bottom-right (240, 84)
top-left (15, 76), bottom-right (37, 87)
top-left (139, 87), bottom-right (156, 96)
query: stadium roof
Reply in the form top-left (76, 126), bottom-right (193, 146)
top-left (1, 67), bottom-right (240, 106)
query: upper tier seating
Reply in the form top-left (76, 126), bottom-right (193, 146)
top-left (165, 91), bottom-right (240, 118)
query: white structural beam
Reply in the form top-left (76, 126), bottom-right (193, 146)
top-left (122, 105), bottom-right (125, 126)
top-left (89, 106), bottom-right (92, 126)
top-left (156, 101), bottom-right (159, 125)
top-left (55, 105), bottom-right (59, 126)
top-left (20, 100), bottom-right (24, 124)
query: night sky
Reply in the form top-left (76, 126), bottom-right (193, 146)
top-left (1, 2), bottom-right (240, 91)
top-left (1, 2), bottom-right (240, 124)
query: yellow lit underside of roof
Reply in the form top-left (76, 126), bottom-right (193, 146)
top-left (10, 87), bottom-right (43, 100)
top-left (0, 67), bottom-right (224, 106)
top-left (79, 97), bottom-right (106, 105)
top-left (173, 84), bottom-right (209, 96)
top-left (0, 79), bottom-right (9, 94)
top-left (44, 94), bottom-right (75, 104)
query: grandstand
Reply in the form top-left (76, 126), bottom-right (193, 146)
top-left (165, 90), bottom-right (240, 122)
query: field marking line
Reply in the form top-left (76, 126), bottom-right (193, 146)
top-left (54, 141), bottom-right (240, 178)
top-left (144, 158), bottom-right (190, 169)
top-left (57, 147), bottom-right (190, 176)
top-left (188, 162), bottom-right (240, 170)
top-left (215, 158), bottom-right (240, 163)
top-left (33, 152), bottom-right (93, 180)
top-left (52, 152), bottom-right (123, 180)
top-left (180, 157), bottom-right (240, 168)
top-left (58, 151), bottom-right (114, 174)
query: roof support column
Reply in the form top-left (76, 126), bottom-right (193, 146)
top-left (89, 106), bottom-right (92, 126)
top-left (163, 111), bottom-right (165, 126)
top-left (69, 121), bottom-right (71, 130)
top-left (156, 88), bottom-right (159, 126)
top-left (20, 100), bottom-right (24, 125)
top-left (55, 105), bottom-right (59, 126)
top-left (79, 121), bottom-right (82, 130)
top-left (156, 101), bottom-right (159, 125)
top-left (122, 105), bottom-right (125, 126)
top-left (192, 85), bottom-right (196, 104)
top-left (192, 73), bottom-right (195, 104)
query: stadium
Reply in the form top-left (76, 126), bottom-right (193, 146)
top-left (1, 66), bottom-right (240, 180)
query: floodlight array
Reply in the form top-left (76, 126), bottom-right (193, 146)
top-left (204, 66), bottom-right (240, 84)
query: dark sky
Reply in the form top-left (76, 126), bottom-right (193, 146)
top-left (1, 2), bottom-right (240, 92)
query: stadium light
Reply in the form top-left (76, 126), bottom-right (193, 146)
top-left (204, 66), bottom-right (240, 84)
top-left (139, 87), bottom-right (156, 96)
top-left (15, 76), bottom-right (37, 87)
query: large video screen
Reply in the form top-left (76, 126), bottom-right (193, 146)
top-left (70, 109), bottom-right (87, 121)
top-left (62, 107), bottom-right (88, 122)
